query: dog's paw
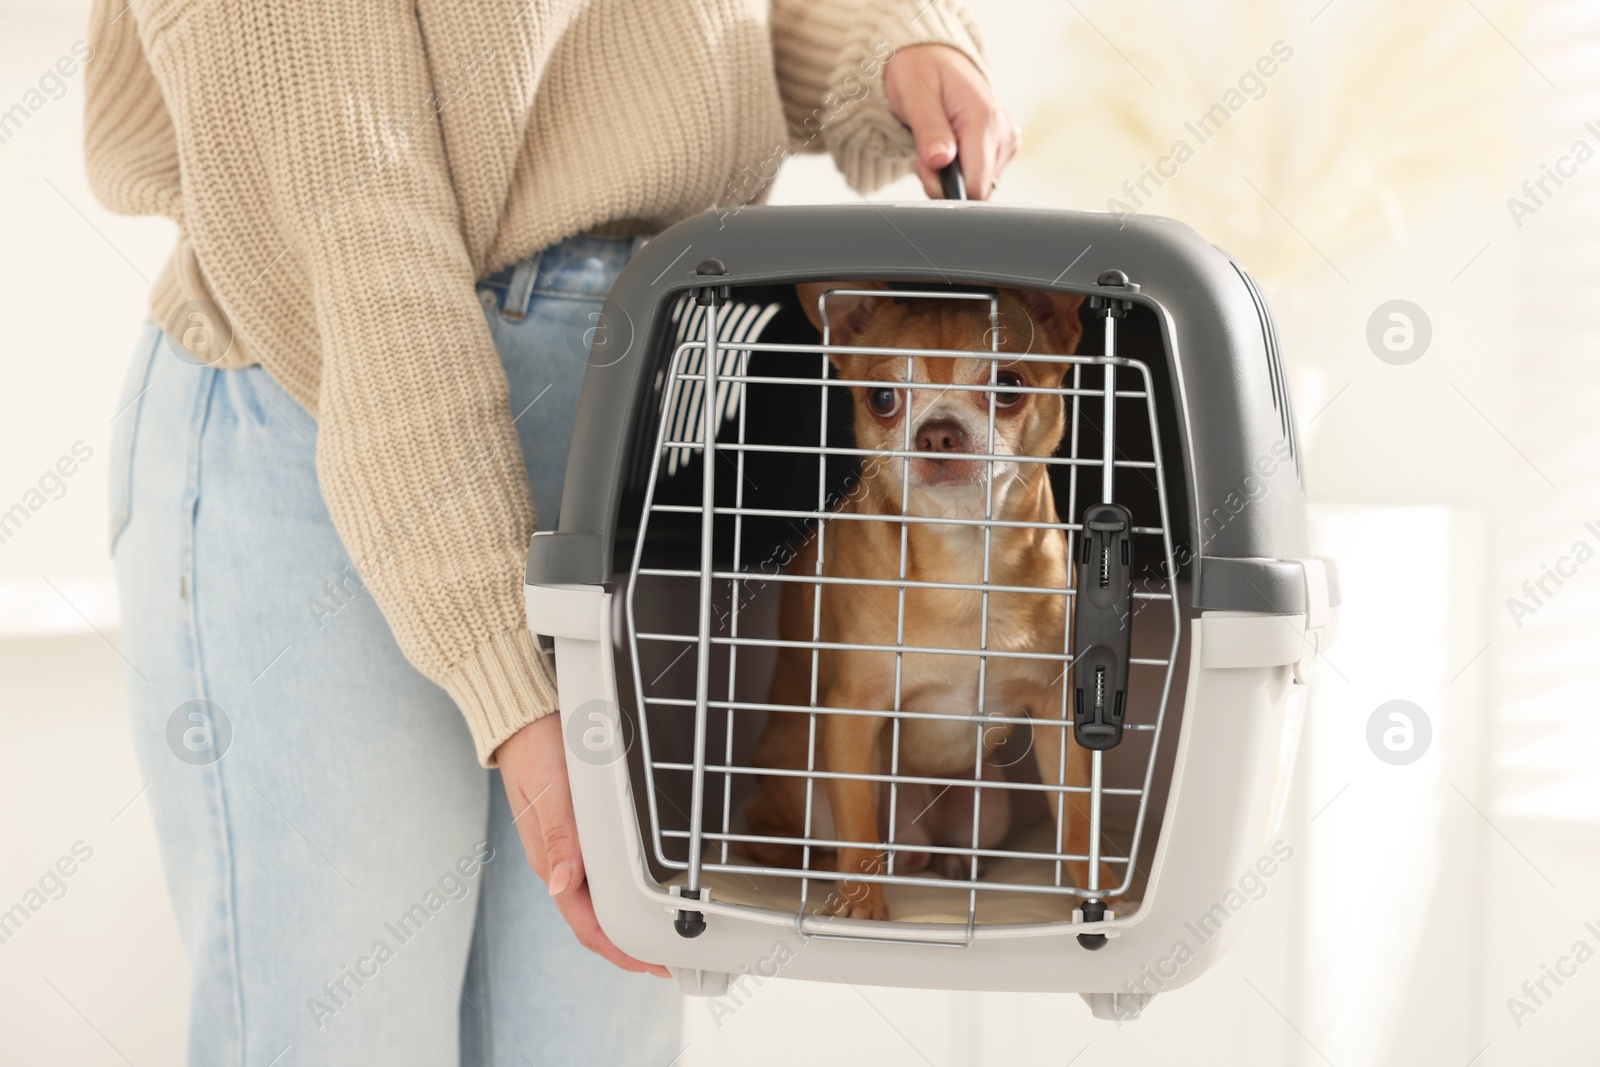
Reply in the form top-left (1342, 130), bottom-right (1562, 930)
top-left (826, 882), bottom-right (890, 921)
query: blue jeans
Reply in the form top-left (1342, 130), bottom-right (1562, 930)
top-left (109, 234), bottom-right (681, 1066)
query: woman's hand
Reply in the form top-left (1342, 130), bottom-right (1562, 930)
top-left (495, 715), bottom-right (671, 978)
top-left (883, 43), bottom-right (1021, 200)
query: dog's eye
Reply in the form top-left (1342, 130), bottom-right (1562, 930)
top-left (993, 370), bottom-right (1025, 408)
top-left (867, 387), bottom-right (900, 417)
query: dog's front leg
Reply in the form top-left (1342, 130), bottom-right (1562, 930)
top-left (820, 689), bottom-right (891, 921)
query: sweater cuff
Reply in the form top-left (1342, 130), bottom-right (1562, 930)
top-left (875, 0), bottom-right (989, 77)
top-left (827, 0), bottom-right (991, 192)
top-left (443, 626), bottom-right (561, 767)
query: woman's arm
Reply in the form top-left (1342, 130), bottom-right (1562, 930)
top-left (102, 0), bottom-right (550, 763)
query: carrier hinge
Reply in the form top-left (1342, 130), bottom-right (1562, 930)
top-left (1076, 898), bottom-right (1110, 950)
top-left (1088, 269), bottom-right (1138, 318)
top-left (674, 887), bottom-right (707, 938)
top-left (693, 259), bottom-right (730, 307)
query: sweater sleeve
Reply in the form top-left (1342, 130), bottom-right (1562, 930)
top-left (118, 0), bottom-right (554, 765)
top-left (769, 0), bottom-right (989, 192)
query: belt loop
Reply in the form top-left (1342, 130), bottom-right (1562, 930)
top-left (502, 249), bottom-right (544, 322)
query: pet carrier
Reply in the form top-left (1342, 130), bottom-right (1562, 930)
top-left (524, 192), bottom-right (1338, 1021)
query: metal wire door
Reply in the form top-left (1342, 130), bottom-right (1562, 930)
top-left (626, 283), bottom-right (1182, 943)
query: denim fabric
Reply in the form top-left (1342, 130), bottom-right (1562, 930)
top-left (109, 234), bottom-right (680, 1066)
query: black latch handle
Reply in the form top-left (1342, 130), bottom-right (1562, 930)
top-left (1073, 503), bottom-right (1134, 750)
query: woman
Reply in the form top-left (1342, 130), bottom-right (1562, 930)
top-left (86, 0), bottom-right (1018, 1062)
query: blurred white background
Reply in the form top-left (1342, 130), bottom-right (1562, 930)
top-left (2, 0), bottom-right (1597, 1064)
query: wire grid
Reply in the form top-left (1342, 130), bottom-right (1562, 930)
top-left (625, 287), bottom-right (1182, 938)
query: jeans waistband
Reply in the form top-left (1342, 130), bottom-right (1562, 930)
top-left (479, 232), bottom-right (652, 321)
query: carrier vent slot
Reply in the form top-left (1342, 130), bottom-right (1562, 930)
top-left (623, 294), bottom-right (783, 492)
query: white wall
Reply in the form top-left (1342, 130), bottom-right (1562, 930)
top-left (1, 10), bottom-right (188, 1067)
top-left (0, 7), bottom-right (175, 638)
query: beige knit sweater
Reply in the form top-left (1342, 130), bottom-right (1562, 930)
top-left (84, 0), bottom-right (986, 764)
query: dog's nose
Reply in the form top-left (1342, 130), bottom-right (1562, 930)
top-left (916, 419), bottom-right (969, 454)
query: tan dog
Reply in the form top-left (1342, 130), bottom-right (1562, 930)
top-left (743, 282), bottom-right (1116, 920)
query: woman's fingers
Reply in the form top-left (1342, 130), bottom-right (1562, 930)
top-left (500, 718), bottom-right (556, 880)
top-left (951, 114), bottom-right (1000, 200)
top-left (493, 715), bottom-right (671, 979)
top-left (527, 725), bottom-right (585, 896)
top-left (892, 68), bottom-right (959, 198)
top-left (883, 43), bottom-right (1019, 201)
top-left (943, 66), bottom-right (1016, 199)
top-left (524, 749), bottom-right (670, 976)
top-left (551, 880), bottom-right (672, 978)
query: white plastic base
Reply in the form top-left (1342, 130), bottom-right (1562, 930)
top-left (527, 558), bottom-right (1335, 998)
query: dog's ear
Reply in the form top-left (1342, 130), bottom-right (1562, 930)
top-left (795, 281), bottom-right (888, 346)
top-left (1009, 288), bottom-right (1087, 355)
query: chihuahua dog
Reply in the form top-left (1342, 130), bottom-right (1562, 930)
top-left (743, 282), bottom-right (1116, 920)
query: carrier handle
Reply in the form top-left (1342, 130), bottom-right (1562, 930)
top-left (938, 158), bottom-right (966, 201)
